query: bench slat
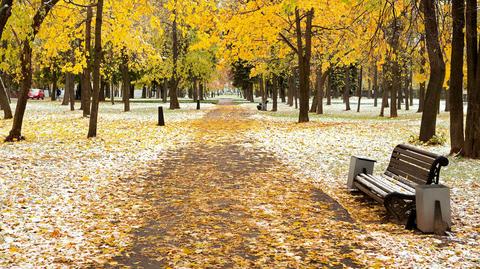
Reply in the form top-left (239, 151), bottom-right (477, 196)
top-left (393, 147), bottom-right (436, 164)
top-left (388, 158), bottom-right (430, 180)
top-left (391, 151), bottom-right (433, 169)
top-left (357, 174), bottom-right (395, 195)
top-left (397, 144), bottom-right (440, 159)
top-left (353, 180), bottom-right (387, 202)
top-left (386, 166), bottom-right (427, 185)
top-left (363, 174), bottom-right (414, 195)
top-left (380, 173), bottom-right (416, 193)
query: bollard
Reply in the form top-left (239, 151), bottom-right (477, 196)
top-left (158, 106), bottom-right (165, 126)
top-left (196, 100), bottom-right (200, 110)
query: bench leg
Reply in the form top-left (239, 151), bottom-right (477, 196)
top-left (384, 192), bottom-right (416, 221)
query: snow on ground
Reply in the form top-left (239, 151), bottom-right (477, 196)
top-left (244, 98), bottom-right (479, 268)
top-left (0, 101), bottom-right (210, 267)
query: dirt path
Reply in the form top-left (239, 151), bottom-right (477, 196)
top-left (109, 106), bottom-right (372, 268)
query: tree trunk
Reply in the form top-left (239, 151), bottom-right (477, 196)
top-left (162, 78), bottom-right (168, 103)
top-left (67, 72), bottom-right (75, 111)
top-left (344, 66), bottom-right (351, 111)
top-left (99, 78), bottom-right (106, 102)
top-left (295, 8), bottom-right (313, 123)
top-left (272, 77), bottom-right (278, 111)
top-left (419, 0), bottom-right (446, 142)
top-left (279, 77), bottom-right (286, 103)
top-left (88, 0), bottom-right (103, 138)
top-left (169, 2), bottom-right (180, 110)
top-left (326, 71), bottom-right (332, 105)
top-left (418, 35), bottom-right (427, 113)
top-left (110, 80), bottom-right (115, 105)
top-left (444, 88), bottom-right (450, 112)
top-left (6, 41), bottom-right (32, 140)
top-left (288, 76), bottom-right (294, 106)
top-left (357, 66), bottom-right (363, 112)
top-left (121, 51), bottom-right (130, 112)
top-left (51, 69), bottom-right (57, 101)
top-left (0, 76), bottom-right (12, 119)
top-left (390, 60), bottom-right (399, 117)
top-left (464, 0), bottom-right (480, 158)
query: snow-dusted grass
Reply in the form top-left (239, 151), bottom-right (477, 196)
top-left (244, 98), bottom-right (479, 267)
top-left (0, 101), bottom-right (207, 267)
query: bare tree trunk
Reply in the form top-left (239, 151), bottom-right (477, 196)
top-left (288, 76), bottom-right (294, 106)
top-left (418, 35), bottom-right (427, 113)
top-left (419, 0), bottom-right (446, 142)
top-left (464, 0), bottom-right (480, 158)
top-left (169, 2), bottom-right (180, 110)
top-left (51, 68), bottom-right (57, 101)
top-left (121, 50), bottom-right (130, 112)
top-left (88, 0), bottom-right (103, 138)
top-left (326, 71), bottom-right (332, 105)
top-left (110, 80), bottom-right (115, 105)
top-left (295, 8), bottom-right (313, 122)
top-left (272, 76), bottom-right (278, 111)
top-left (344, 66), bottom-right (351, 111)
top-left (67, 73), bottom-right (75, 111)
top-left (357, 66), bottom-right (363, 112)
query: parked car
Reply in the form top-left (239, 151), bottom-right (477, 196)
top-left (28, 89), bottom-right (45, 100)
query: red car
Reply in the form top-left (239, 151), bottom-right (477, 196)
top-left (28, 89), bottom-right (45, 100)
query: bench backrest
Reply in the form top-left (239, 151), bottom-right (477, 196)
top-left (386, 144), bottom-right (449, 186)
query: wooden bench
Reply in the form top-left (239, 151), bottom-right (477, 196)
top-left (349, 144), bottom-right (449, 221)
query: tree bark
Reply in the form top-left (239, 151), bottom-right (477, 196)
top-left (326, 71), bottom-right (332, 105)
top-left (51, 68), bottom-right (57, 101)
top-left (464, 0), bottom-right (480, 158)
top-left (418, 35), bottom-right (427, 113)
top-left (344, 66), bottom-right (351, 111)
top-left (272, 76), bottom-right (278, 111)
top-left (99, 78), bottom-right (106, 102)
top-left (419, 0), bottom-right (446, 142)
top-left (121, 50), bottom-right (130, 112)
top-left (169, 1), bottom-right (180, 110)
top-left (287, 76), bottom-right (294, 106)
top-left (67, 72), bottom-right (75, 111)
top-left (295, 8), bottom-right (313, 123)
top-left (88, 0), bottom-right (103, 138)
top-left (357, 66), bottom-right (363, 112)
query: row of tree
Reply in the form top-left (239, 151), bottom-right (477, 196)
top-left (0, 0), bottom-right (219, 140)
top-left (222, 0), bottom-right (479, 159)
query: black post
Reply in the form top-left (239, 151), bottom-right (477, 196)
top-left (196, 100), bottom-right (200, 110)
top-left (158, 106), bottom-right (165, 126)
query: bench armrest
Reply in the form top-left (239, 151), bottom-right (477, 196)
top-left (347, 156), bottom-right (377, 189)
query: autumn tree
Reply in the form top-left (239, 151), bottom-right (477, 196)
top-left (6, 0), bottom-right (60, 142)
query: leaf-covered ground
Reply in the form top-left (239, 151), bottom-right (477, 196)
top-left (0, 99), bottom-right (479, 267)
top-left (0, 101), bottom-right (212, 266)
top-left (243, 98), bottom-right (480, 268)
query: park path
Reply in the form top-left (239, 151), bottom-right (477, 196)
top-left (110, 104), bottom-right (371, 268)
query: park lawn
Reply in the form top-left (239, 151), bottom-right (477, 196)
top-left (0, 101), bottom-right (213, 266)
top-left (245, 100), bottom-right (480, 268)
top-left (0, 99), bottom-right (478, 267)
